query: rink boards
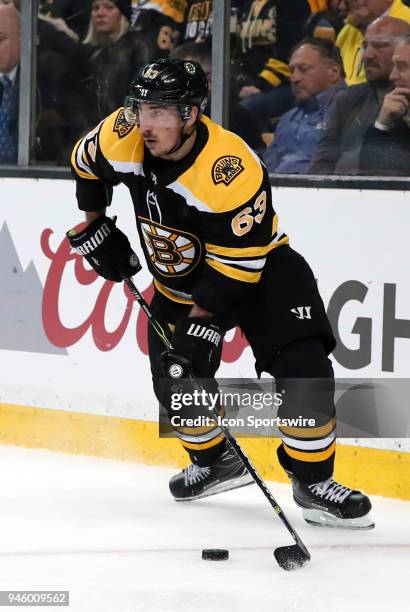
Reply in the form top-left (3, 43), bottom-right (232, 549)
top-left (0, 178), bottom-right (409, 499)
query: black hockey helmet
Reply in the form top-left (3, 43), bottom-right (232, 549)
top-left (124, 58), bottom-right (208, 124)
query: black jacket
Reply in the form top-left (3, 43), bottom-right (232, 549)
top-left (309, 82), bottom-right (387, 175)
top-left (359, 121), bottom-right (410, 177)
top-left (87, 29), bottom-right (151, 122)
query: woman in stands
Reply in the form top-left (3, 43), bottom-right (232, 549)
top-left (84, 0), bottom-right (151, 121)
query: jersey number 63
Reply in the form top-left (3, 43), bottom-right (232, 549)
top-left (231, 191), bottom-right (267, 237)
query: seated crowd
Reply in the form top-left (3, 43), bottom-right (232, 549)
top-left (0, 0), bottom-right (409, 176)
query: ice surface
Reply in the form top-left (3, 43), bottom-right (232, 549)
top-left (0, 446), bottom-right (408, 612)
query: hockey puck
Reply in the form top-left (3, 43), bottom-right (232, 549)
top-left (202, 549), bottom-right (229, 561)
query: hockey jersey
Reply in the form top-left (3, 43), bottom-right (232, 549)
top-left (71, 110), bottom-right (288, 314)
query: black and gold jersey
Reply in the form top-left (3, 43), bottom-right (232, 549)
top-left (71, 109), bottom-right (288, 314)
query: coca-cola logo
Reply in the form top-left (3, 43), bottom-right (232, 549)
top-left (41, 226), bottom-right (248, 363)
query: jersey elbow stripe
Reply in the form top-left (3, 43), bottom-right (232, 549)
top-left (206, 258), bottom-right (262, 283)
top-left (283, 440), bottom-right (336, 462)
top-left (259, 69), bottom-right (282, 87)
top-left (72, 139), bottom-right (98, 180)
top-left (263, 59), bottom-right (290, 76)
top-left (260, 61), bottom-right (290, 87)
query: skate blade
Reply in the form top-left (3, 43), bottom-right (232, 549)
top-left (174, 474), bottom-right (255, 502)
top-left (302, 508), bottom-right (375, 530)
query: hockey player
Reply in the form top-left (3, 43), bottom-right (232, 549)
top-left (68, 58), bottom-right (373, 529)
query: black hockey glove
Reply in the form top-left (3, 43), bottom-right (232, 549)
top-left (160, 317), bottom-right (223, 380)
top-left (67, 216), bottom-right (141, 282)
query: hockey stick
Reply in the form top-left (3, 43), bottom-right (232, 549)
top-left (123, 276), bottom-right (311, 571)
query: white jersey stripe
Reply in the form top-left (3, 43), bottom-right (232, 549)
top-left (281, 432), bottom-right (336, 451)
top-left (167, 180), bottom-right (213, 213)
top-left (108, 160), bottom-right (145, 175)
top-left (206, 253), bottom-right (266, 270)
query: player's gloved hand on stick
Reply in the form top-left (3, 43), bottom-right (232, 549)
top-left (66, 216), bottom-right (141, 282)
top-left (161, 317), bottom-right (223, 380)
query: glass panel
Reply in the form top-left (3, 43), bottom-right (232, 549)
top-left (32, 0), bottom-right (187, 165)
top-left (22, 0), bottom-right (410, 178)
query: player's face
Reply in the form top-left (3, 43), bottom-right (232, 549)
top-left (91, 0), bottom-right (122, 35)
top-left (389, 42), bottom-right (410, 88)
top-left (138, 104), bottom-right (186, 157)
top-left (289, 46), bottom-right (339, 101)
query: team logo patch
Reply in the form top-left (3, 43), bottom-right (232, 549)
top-left (184, 61), bottom-right (196, 75)
top-left (212, 156), bottom-right (244, 186)
top-left (143, 67), bottom-right (160, 80)
top-left (139, 218), bottom-right (202, 277)
top-left (113, 109), bottom-right (134, 138)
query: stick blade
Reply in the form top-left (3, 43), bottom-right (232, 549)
top-left (274, 545), bottom-right (311, 571)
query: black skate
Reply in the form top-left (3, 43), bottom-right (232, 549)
top-left (169, 445), bottom-right (254, 501)
top-left (291, 476), bottom-right (374, 530)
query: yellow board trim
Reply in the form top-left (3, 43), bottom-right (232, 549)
top-left (0, 403), bottom-right (409, 500)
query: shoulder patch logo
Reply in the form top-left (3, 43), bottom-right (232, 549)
top-left (113, 109), bottom-right (134, 138)
top-left (212, 156), bottom-right (244, 186)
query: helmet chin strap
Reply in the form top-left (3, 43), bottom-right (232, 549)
top-left (163, 123), bottom-right (195, 156)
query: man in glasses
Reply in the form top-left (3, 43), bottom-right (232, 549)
top-left (311, 15), bottom-right (410, 174)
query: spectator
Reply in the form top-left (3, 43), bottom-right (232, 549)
top-left (41, 1), bottom-right (92, 41)
top-left (178, 1), bottom-right (313, 134)
top-left (304, 0), bottom-right (349, 42)
top-left (170, 41), bottom-right (265, 152)
top-left (35, 13), bottom-right (95, 163)
top-left (264, 38), bottom-right (346, 173)
top-left (85, 0), bottom-right (151, 121)
top-left (359, 33), bottom-right (410, 174)
top-left (310, 16), bottom-right (410, 174)
top-left (181, 0), bottom-right (215, 44)
top-left (337, 0), bottom-right (410, 85)
top-left (132, 0), bottom-right (185, 52)
top-left (238, 0), bottom-right (313, 134)
top-left (0, 0), bottom-right (20, 8)
top-left (0, 2), bottom-right (20, 165)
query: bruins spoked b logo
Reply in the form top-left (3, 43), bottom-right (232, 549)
top-left (139, 218), bottom-right (202, 277)
top-left (212, 156), bottom-right (244, 186)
